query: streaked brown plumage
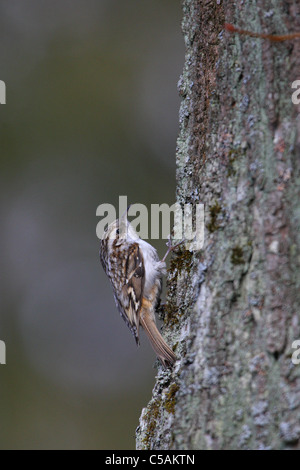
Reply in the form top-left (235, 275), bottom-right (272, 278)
top-left (99, 216), bottom-right (176, 367)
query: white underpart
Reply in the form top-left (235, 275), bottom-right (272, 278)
top-left (126, 223), bottom-right (165, 296)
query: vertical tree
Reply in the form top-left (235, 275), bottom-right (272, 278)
top-left (136, 0), bottom-right (300, 450)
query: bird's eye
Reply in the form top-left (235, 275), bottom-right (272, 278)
top-left (116, 228), bottom-right (120, 235)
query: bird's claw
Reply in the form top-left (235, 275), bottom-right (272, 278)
top-left (162, 237), bottom-right (185, 262)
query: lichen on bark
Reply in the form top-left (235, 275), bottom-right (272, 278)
top-left (136, 0), bottom-right (300, 450)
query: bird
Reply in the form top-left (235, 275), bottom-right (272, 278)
top-left (99, 210), bottom-right (177, 367)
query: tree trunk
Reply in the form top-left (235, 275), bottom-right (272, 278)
top-left (136, 0), bottom-right (300, 450)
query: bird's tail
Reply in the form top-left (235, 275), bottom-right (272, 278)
top-left (140, 307), bottom-right (176, 368)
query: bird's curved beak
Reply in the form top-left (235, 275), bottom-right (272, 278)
top-left (119, 204), bottom-right (132, 240)
top-left (120, 204), bottom-right (132, 220)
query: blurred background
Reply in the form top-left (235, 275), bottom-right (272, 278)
top-left (0, 0), bottom-right (184, 449)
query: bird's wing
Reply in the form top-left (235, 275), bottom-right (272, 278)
top-left (115, 243), bottom-right (145, 345)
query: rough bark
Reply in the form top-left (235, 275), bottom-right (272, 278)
top-left (136, 0), bottom-right (300, 450)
